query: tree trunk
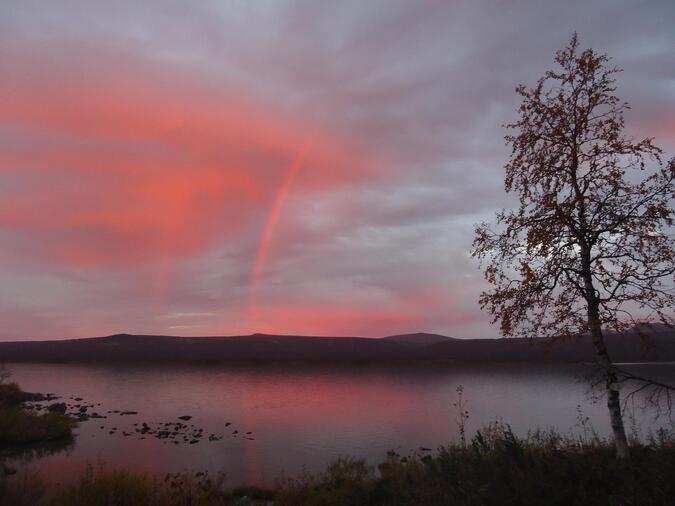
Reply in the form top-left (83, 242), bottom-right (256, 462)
top-left (579, 238), bottom-right (630, 458)
top-left (587, 302), bottom-right (629, 458)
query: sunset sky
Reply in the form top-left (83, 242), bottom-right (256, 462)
top-left (1, 0), bottom-right (673, 340)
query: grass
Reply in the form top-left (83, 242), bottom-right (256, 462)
top-left (0, 382), bottom-right (77, 446)
top-left (1, 421), bottom-right (674, 505)
top-left (275, 422), bottom-right (675, 506)
top-left (1, 466), bottom-right (263, 506)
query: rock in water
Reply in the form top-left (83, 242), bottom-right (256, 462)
top-left (47, 402), bottom-right (67, 414)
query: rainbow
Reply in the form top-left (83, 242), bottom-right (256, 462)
top-left (248, 138), bottom-right (314, 316)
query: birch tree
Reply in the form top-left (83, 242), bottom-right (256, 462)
top-left (473, 34), bottom-right (675, 458)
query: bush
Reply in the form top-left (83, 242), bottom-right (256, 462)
top-left (0, 380), bottom-right (76, 446)
top-left (0, 407), bottom-right (76, 445)
top-left (0, 383), bottom-right (25, 408)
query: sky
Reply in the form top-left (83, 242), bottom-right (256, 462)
top-left (0, 0), bottom-right (673, 341)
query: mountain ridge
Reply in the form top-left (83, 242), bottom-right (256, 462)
top-left (0, 328), bottom-right (673, 364)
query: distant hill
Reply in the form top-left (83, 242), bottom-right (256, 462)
top-left (421, 329), bottom-right (675, 363)
top-left (0, 328), bottom-right (673, 364)
top-left (383, 332), bottom-right (456, 347)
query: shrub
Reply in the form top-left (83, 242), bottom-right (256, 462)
top-left (0, 383), bottom-right (25, 408)
top-left (0, 407), bottom-right (77, 445)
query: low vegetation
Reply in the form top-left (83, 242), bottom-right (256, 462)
top-left (2, 421), bottom-right (674, 505)
top-left (0, 381), bottom-right (76, 446)
top-left (0, 383), bottom-right (25, 408)
top-left (0, 407), bottom-right (76, 446)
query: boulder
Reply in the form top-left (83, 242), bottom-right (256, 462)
top-left (47, 402), bottom-right (67, 414)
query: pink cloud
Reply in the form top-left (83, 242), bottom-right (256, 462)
top-left (0, 45), bottom-right (392, 269)
top-left (240, 288), bottom-right (473, 337)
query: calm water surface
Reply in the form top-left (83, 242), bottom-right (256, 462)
top-left (5, 362), bottom-right (675, 486)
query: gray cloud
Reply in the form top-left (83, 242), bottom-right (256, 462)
top-left (0, 0), bottom-right (673, 339)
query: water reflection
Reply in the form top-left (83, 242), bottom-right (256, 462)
top-left (2, 436), bottom-right (75, 472)
top-left (4, 362), bottom-right (674, 486)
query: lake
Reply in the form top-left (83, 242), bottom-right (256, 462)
top-left (4, 362), bottom-right (675, 487)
